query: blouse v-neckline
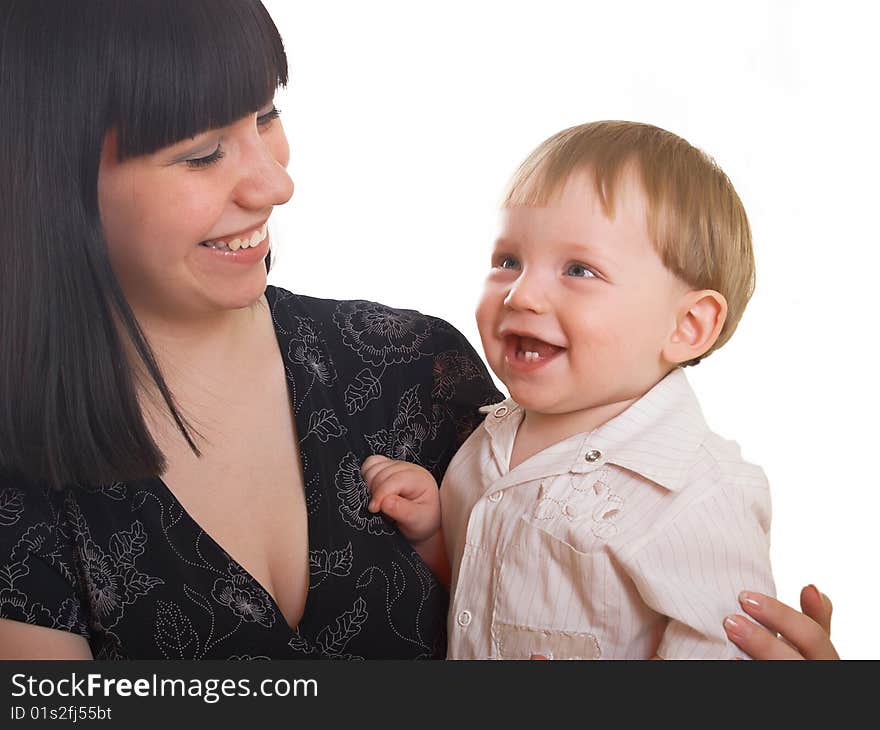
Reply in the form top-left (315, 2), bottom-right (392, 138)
top-left (152, 286), bottom-right (313, 637)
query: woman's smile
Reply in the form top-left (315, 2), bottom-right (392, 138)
top-left (199, 221), bottom-right (269, 252)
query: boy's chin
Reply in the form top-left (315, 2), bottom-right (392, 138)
top-left (502, 385), bottom-right (566, 414)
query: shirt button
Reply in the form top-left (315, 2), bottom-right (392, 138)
top-left (457, 610), bottom-right (472, 627)
top-left (493, 406), bottom-right (509, 418)
top-left (585, 449), bottom-right (602, 462)
top-left (488, 491), bottom-right (503, 503)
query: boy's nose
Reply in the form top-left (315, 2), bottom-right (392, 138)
top-left (503, 273), bottom-right (547, 314)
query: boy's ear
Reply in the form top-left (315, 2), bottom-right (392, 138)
top-left (664, 290), bottom-right (727, 365)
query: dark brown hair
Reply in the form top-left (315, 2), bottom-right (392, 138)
top-left (0, 0), bottom-right (287, 487)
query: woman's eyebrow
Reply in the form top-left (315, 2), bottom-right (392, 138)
top-left (164, 135), bottom-right (221, 165)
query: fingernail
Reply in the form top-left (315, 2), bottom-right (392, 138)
top-left (724, 615), bottom-right (751, 638)
top-left (738, 591), bottom-right (761, 609)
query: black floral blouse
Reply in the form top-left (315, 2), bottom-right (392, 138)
top-left (0, 286), bottom-right (502, 659)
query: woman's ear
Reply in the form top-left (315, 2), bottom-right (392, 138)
top-left (663, 289), bottom-right (727, 365)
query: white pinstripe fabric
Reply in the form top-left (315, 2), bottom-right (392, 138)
top-left (441, 368), bottom-right (775, 659)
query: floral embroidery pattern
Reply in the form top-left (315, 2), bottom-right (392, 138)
top-left (0, 493), bottom-right (86, 636)
top-left (302, 408), bottom-right (347, 443)
top-left (365, 386), bottom-right (429, 464)
top-left (335, 453), bottom-right (395, 536)
top-left (0, 587), bottom-right (51, 625)
top-left (287, 317), bottom-right (337, 387)
top-left (288, 597), bottom-right (368, 659)
top-left (65, 495), bottom-right (163, 631)
top-left (309, 542), bottom-right (354, 588)
top-left (356, 547), bottom-right (439, 658)
top-left (334, 301), bottom-right (434, 365)
top-left (432, 351), bottom-right (482, 401)
top-left (0, 487), bottom-right (24, 527)
top-left (344, 368), bottom-right (383, 415)
top-left (211, 563), bottom-right (276, 628)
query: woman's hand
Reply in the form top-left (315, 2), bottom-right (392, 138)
top-left (723, 584), bottom-right (839, 659)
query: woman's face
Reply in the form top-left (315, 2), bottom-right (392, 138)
top-left (98, 101), bottom-right (294, 323)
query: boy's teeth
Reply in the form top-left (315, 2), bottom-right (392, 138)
top-left (524, 351), bottom-right (539, 362)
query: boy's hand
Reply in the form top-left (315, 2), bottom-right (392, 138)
top-left (361, 455), bottom-right (441, 544)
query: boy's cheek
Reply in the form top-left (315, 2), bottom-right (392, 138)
top-left (475, 302), bottom-right (499, 350)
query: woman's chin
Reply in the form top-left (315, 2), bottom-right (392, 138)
top-left (214, 273), bottom-right (268, 312)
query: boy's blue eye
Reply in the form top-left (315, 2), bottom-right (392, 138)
top-left (566, 263), bottom-right (596, 278)
top-left (498, 256), bottom-right (520, 269)
top-left (185, 144), bottom-right (225, 169)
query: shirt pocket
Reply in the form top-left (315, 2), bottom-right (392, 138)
top-left (490, 515), bottom-right (609, 659)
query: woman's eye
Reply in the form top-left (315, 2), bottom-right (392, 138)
top-left (566, 263), bottom-right (596, 278)
top-left (185, 144), bottom-right (225, 169)
top-left (257, 105), bottom-right (281, 127)
top-left (497, 255), bottom-right (520, 270)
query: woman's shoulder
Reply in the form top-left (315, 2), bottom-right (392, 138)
top-left (0, 474), bottom-right (90, 637)
top-left (264, 284), bottom-right (477, 355)
top-left (265, 284), bottom-right (441, 323)
top-left (264, 283), bottom-right (502, 438)
top-left (0, 473), bottom-right (61, 535)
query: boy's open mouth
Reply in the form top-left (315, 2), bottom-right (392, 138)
top-left (504, 334), bottom-right (565, 367)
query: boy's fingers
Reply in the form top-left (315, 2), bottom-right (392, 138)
top-left (379, 494), bottom-right (438, 542)
top-left (380, 494), bottom-right (417, 524)
top-left (362, 459), bottom-right (410, 488)
top-left (361, 455), bottom-right (393, 480)
top-left (733, 591), bottom-right (838, 659)
top-left (362, 455), bottom-right (390, 470)
top-left (722, 615), bottom-right (802, 660)
top-left (366, 478), bottom-right (404, 512)
top-left (376, 471), bottom-right (433, 503)
top-left (367, 471), bottom-right (430, 513)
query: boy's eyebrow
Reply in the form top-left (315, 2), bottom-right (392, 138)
top-left (493, 236), bottom-right (619, 276)
top-left (554, 239), bottom-right (619, 270)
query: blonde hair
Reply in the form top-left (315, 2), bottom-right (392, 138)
top-left (504, 121), bottom-right (754, 362)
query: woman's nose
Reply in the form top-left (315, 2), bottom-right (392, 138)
top-left (234, 134), bottom-right (295, 210)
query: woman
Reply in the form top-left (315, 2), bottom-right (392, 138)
top-left (0, 0), bottom-right (837, 660)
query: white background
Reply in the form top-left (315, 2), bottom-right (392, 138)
top-left (263, 0), bottom-right (879, 658)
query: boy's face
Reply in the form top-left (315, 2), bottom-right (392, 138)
top-left (476, 170), bottom-right (689, 418)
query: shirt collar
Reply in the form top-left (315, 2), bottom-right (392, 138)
top-left (480, 368), bottom-right (709, 492)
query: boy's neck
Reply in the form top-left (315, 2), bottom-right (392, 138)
top-left (508, 394), bottom-right (641, 472)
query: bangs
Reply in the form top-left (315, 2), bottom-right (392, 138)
top-left (503, 124), bottom-right (638, 215)
top-left (110, 0), bottom-right (288, 159)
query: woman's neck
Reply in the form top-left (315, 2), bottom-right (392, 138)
top-left (135, 298), bottom-right (266, 363)
top-left (128, 296), bottom-right (272, 433)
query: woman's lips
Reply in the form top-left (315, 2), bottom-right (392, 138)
top-left (503, 334), bottom-right (565, 371)
top-left (196, 231), bottom-right (270, 264)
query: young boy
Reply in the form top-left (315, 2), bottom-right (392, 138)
top-left (362, 121), bottom-right (774, 659)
